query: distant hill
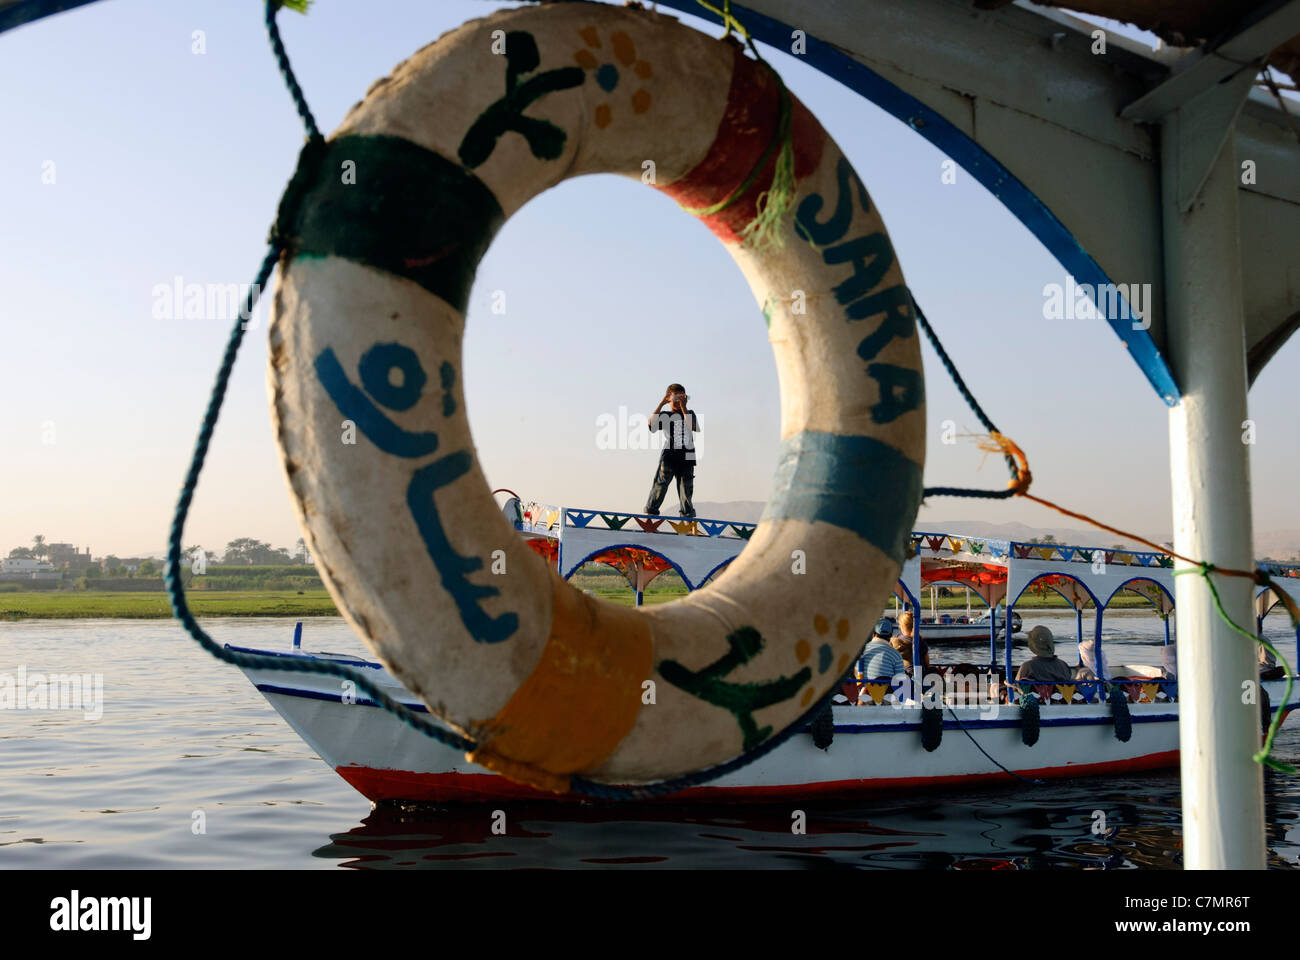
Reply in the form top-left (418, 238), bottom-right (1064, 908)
top-left (919, 520), bottom-right (1154, 551)
top-left (1255, 530), bottom-right (1300, 562)
top-left (693, 502), bottom-right (1149, 546)
top-left (692, 500), bottom-right (766, 523)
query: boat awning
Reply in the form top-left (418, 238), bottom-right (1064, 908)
top-left (895, 530), bottom-right (1300, 615)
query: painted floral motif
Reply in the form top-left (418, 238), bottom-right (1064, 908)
top-left (572, 25), bottom-right (652, 129)
top-left (796, 614), bottom-right (854, 706)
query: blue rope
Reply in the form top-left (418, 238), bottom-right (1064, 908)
top-left (265, 0), bottom-right (319, 140)
top-left (944, 705), bottom-right (1042, 786)
top-left (913, 299), bottom-right (1020, 499)
top-left (164, 2), bottom-right (473, 755)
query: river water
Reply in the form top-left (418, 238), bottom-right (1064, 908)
top-left (3, 613), bottom-right (1299, 869)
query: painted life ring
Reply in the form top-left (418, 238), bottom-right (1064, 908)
top-left (269, 3), bottom-right (925, 791)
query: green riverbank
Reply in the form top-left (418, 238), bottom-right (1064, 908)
top-left (0, 579), bottom-right (1160, 620)
top-left (0, 590), bottom-right (340, 619)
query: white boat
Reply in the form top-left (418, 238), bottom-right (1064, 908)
top-left (229, 501), bottom-right (1300, 803)
top-left (907, 610), bottom-right (1023, 644)
top-left (230, 633), bottom-right (1299, 803)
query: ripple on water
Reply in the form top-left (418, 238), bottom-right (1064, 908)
top-left (2, 615), bottom-right (1298, 868)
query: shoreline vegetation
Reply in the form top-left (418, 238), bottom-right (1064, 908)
top-left (1, 563), bottom-right (1167, 619)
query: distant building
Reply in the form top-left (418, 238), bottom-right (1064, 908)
top-left (46, 543), bottom-right (92, 572)
top-left (1, 557), bottom-right (58, 580)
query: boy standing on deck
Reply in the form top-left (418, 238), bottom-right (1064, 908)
top-left (644, 383), bottom-right (700, 517)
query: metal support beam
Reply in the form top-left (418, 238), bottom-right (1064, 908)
top-left (1161, 72), bottom-right (1259, 213)
top-left (1163, 99), bottom-right (1265, 870)
top-left (1121, 0), bottom-right (1300, 122)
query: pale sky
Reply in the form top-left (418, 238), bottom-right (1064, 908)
top-left (1, 0), bottom-right (1296, 558)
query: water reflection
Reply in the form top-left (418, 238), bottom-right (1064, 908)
top-left (312, 762), bottom-right (1300, 870)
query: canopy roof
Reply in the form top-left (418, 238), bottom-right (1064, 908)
top-left (901, 529), bottom-right (1300, 612)
top-left (516, 503), bottom-right (1300, 613)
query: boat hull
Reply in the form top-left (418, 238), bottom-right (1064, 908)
top-left (230, 645), bottom-right (1294, 804)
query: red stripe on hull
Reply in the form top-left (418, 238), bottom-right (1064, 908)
top-left (657, 45), bottom-right (825, 244)
top-left (336, 750), bottom-right (1180, 805)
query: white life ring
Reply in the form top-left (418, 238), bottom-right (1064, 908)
top-left (269, 3), bottom-right (925, 791)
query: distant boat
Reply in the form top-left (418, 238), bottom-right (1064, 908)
top-left (909, 610), bottom-right (1023, 644)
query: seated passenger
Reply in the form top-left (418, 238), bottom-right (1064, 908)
top-left (1015, 625), bottom-right (1074, 683)
top-left (858, 617), bottom-right (906, 679)
top-left (890, 610), bottom-right (930, 670)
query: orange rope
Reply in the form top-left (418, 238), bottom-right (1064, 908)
top-left (973, 431), bottom-right (1300, 626)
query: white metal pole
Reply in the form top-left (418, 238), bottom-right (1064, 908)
top-left (1162, 118), bottom-right (1264, 869)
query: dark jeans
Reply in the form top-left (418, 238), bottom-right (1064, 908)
top-left (645, 451), bottom-right (695, 516)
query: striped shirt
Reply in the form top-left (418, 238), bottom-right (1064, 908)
top-left (857, 639), bottom-right (905, 679)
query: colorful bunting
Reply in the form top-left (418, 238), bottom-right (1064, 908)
top-left (600, 513), bottom-right (630, 530)
top-left (635, 517), bottom-right (664, 533)
top-left (731, 524), bottom-right (754, 540)
top-left (1034, 546), bottom-right (1056, 561)
top-left (700, 520), bottom-right (728, 537)
top-left (1028, 682), bottom-right (1057, 702)
top-left (567, 510), bottom-right (595, 528)
top-left (860, 682), bottom-right (890, 705)
top-left (669, 520), bottom-right (699, 536)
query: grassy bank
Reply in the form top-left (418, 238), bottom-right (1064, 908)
top-left (0, 572), bottom-right (1164, 619)
top-left (0, 590), bottom-right (339, 619)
